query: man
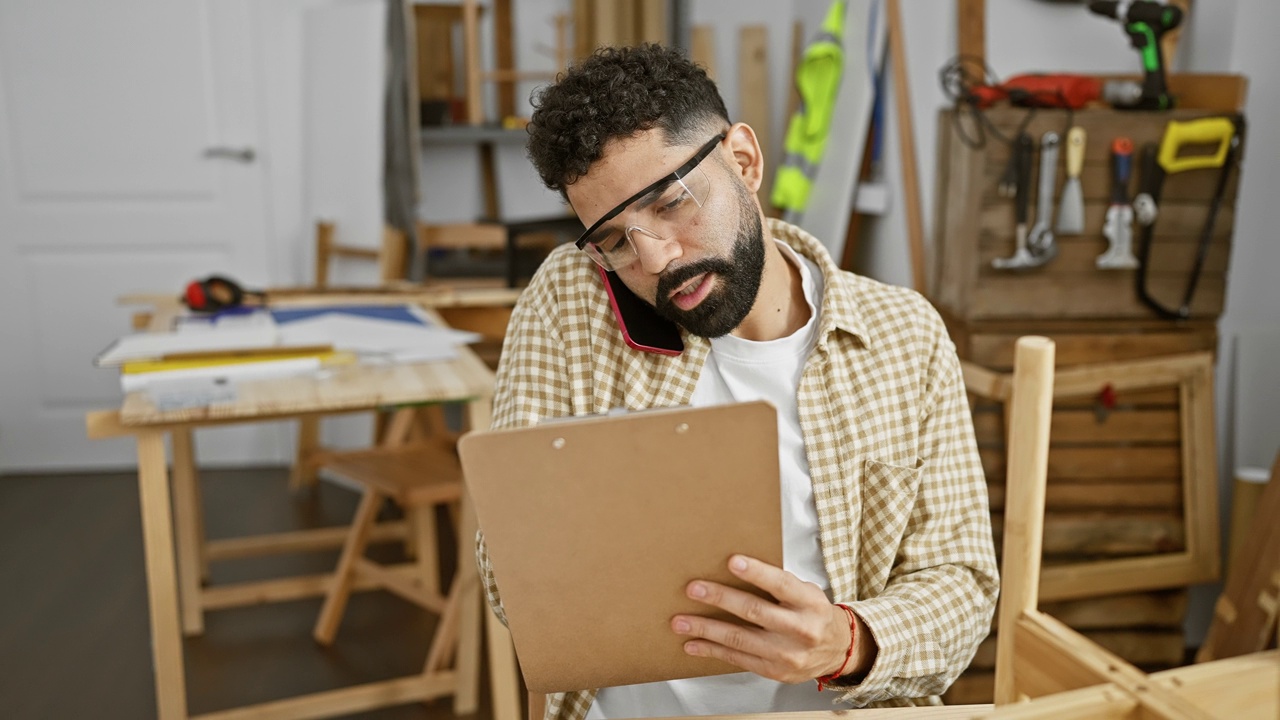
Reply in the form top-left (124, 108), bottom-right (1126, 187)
top-left (477, 44), bottom-right (997, 718)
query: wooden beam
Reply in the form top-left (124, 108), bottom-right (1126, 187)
top-left (739, 26), bottom-right (771, 208)
top-left (957, 0), bottom-right (985, 70)
top-left (493, 0), bottom-right (514, 120)
top-left (690, 25), bottom-right (716, 81)
top-left (993, 336), bottom-right (1055, 705)
top-left (887, 0), bottom-right (928, 293)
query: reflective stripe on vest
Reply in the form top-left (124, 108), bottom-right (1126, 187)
top-left (771, 0), bottom-right (847, 213)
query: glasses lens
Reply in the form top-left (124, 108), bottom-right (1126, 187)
top-left (583, 166), bottom-right (711, 272)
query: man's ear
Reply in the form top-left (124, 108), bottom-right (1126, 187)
top-left (724, 122), bottom-right (764, 194)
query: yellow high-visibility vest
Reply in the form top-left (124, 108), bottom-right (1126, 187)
top-left (771, 0), bottom-right (846, 214)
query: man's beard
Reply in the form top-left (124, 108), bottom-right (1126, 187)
top-left (653, 195), bottom-right (765, 339)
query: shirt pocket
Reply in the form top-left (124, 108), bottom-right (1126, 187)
top-left (857, 457), bottom-right (924, 595)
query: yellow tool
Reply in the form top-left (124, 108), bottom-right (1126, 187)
top-left (1157, 116), bottom-right (1236, 173)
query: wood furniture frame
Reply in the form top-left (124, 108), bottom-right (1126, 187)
top-left (963, 351), bottom-right (1220, 602)
top-left (987, 337), bottom-right (1278, 719)
top-left (85, 303), bottom-right (521, 720)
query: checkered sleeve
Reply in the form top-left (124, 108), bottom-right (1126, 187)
top-left (835, 332), bottom-right (1000, 705)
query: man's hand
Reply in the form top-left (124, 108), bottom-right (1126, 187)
top-left (672, 554), bottom-right (873, 684)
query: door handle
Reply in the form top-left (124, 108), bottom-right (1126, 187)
top-left (203, 146), bottom-right (256, 163)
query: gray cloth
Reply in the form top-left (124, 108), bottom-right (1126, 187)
top-left (383, 0), bottom-right (422, 280)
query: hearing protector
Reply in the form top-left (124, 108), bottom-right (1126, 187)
top-left (182, 275), bottom-right (265, 312)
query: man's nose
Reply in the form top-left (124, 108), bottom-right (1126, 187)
top-left (628, 228), bottom-right (682, 275)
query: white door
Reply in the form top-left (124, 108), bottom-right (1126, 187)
top-left (0, 0), bottom-right (288, 470)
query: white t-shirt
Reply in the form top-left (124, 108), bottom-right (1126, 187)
top-left (587, 242), bottom-right (847, 718)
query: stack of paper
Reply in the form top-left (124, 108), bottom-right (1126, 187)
top-left (97, 305), bottom-right (481, 403)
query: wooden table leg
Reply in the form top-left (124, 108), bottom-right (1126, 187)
top-left (171, 428), bottom-right (205, 636)
top-left (137, 430), bottom-right (189, 719)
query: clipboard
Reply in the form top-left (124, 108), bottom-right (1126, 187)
top-left (458, 401), bottom-right (782, 693)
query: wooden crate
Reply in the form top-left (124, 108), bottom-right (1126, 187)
top-left (943, 317), bottom-right (1218, 703)
top-left (931, 99), bottom-right (1245, 322)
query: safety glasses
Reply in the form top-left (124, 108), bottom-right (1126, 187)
top-left (575, 133), bottom-right (726, 271)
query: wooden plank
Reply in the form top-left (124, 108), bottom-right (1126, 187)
top-left (888, 0), bottom-right (927, 292)
top-left (977, 236), bottom-right (1231, 276)
top-left (192, 674), bottom-right (453, 720)
top-left (170, 429), bottom-right (204, 636)
top-left (204, 521), bottom-right (409, 561)
top-left (637, 0), bottom-right (666, 44)
top-left (493, 0), bottom-right (514, 120)
top-left (573, 0), bottom-right (593, 58)
top-left (690, 25), bottom-right (716, 81)
top-left (992, 513), bottom-right (1185, 557)
top-left (591, 0), bottom-right (620, 48)
top-left (1041, 591), bottom-right (1189, 631)
top-left (994, 337), bottom-right (1055, 704)
top-left (972, 629), bottom-right (1184, 669)
top-left (739, 26), bottom-right (771, 209)
top-left (136, 431), bottom-right (188, 719)
top-left (957, 0), bottom-right (985, 68)
top-left (462, 0), bottom-right (484, 124)
top-left (1012, 612), bottom-right (1214, 718)
top-left (968, 275), bottom-right (1225, 320)
top-left (982, 446), bottom-right (1182, 481)
top-left (973, 408), bottom-right (1181, 445)
top-left (1152, 649), bottom-right (1280, 718)
top-left (980, 201), bottom-right (1237, 241)
top-left (1197, 452), bottom-right (1280, 661)
top-left (987, 480), bottom-right (1182, 512)
top-left (1040, 553), bottom-right (1213, 602)
top-left (968, 329), bottom-right (1217, 369)
top-left (981, 162), bottom-right (1239, 204)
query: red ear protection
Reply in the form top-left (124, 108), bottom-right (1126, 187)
top-left (182, 275), bottom-right (263, 312)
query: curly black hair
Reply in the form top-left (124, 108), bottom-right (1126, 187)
top-left (526, 43), bottom-right (730, 194)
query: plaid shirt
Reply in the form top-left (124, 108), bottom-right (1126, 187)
top-left (477, 220), bottom-right (998, 717)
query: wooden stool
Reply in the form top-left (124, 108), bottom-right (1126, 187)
top-left (314, 437), bottom-right (465, 644)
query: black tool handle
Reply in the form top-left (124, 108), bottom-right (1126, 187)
top-left (1014, 133), bottom-right (1034, 225)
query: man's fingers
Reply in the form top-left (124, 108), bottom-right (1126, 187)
top-left (672, 615), bottom-right (770, 657)
top-left (686, 579), bottom-right (790, 630)
top-left (725, 555), bottom-right (825, 607)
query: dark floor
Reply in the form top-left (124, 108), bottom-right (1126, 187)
top-left (0, 467), bottom-right (501, 720)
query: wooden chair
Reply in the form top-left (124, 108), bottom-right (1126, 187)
top-left (313, 406), bottom-right (465, 642)
top-left (309, 403), bottom-right (490, 714)
top-left (292, 220), bottom-right (413, 491)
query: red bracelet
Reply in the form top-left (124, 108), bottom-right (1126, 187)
top-left (816, 603), bottom-right (858, 691)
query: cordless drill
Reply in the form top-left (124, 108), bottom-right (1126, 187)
top-left (1088, 0), bottom-right (1183, 110)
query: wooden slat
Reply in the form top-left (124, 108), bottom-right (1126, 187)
top-left (637, 0), bottom-right (666, 44)
top-left (201, 565), bottom-right (419, 611)
top-left (690, 25), bottom-right (716, 81)
top-left (983, 445), bottom-right (1182, 479)
top-left (493, 0), bottom-right (514, 119)
top-left (987, 480), bottom-right (1182, 512)
top-left (973, 408), bottom-right (1181, 444)
top-left (972, 629), bottom-right (1184, 669)
top-left (888, 0), bottom-right (928, 292)
top-left (192, 673), bottom-right (455, 720)
top-left (968, 275), bottom-right (1224, 321)
top-left (136, 431), bottom-right (187, 718)
top-left (968, 330), bottom-right (1216, 370)
top-left (204, 521), bottom-right (409, 561)
top-left (739, 26), bottom-right (770, 208)
top-left (992, 513), bottom-right (1185, 557)
top-left (994, 337), bottom-right (1054, 704)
